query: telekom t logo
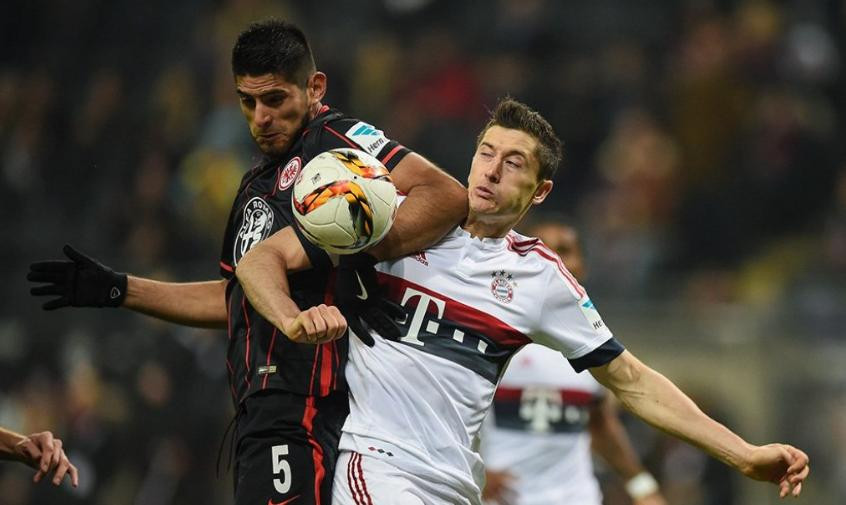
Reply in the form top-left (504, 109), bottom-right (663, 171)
top-left (399, 288), bottom-right (446, 346)
top-left (398, 288), bottom-right (478, 349)
top-left (519, 386), bottom-right (563, 433)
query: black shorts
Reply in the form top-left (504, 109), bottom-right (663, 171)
top-left (233, 389), bottom-right (349, 505)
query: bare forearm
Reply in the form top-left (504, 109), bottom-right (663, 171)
top-left (124, 277), bottom-right (228, 328)
top-left (235, 243), bottom-right (301, 330)
top-left (592, 352), bottom-right (753, 472)
top-left (0, 427), bottom-right (25, 460)
top-left (370, 154), bottom-right (467, 260)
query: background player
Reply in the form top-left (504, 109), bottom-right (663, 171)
top-left (236, 98), bottom-right (809, 505)
top-left (0, 426), bottom-right (79, 488)
top-left (481, 222), bottom-right (666, 505)
top-left (27, 19), bottom-right (467, 505)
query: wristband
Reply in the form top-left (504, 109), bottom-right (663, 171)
top-left (625, 471), bottom-right (659, 499)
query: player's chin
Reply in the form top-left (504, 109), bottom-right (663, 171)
top-left (470, 200), bottom-right (498, 214)
top-left (258, 137), bottom-right (292, 157)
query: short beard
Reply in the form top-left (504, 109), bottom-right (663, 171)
top-left (259, 113), bottom-right (308, 159)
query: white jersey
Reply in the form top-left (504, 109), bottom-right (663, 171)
top-left (480, 344), bottom-right (604, 505)
top-left (339, 227), bottom-right (623, 504)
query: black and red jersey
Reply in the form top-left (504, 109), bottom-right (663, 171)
top-left (219, 105), bottom-right (410, 404)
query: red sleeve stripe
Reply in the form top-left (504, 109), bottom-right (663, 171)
top-left (505, 236), bottom-right (586, 298)
top-left (220, 261), bottom-right (234, 273)
top-left (505, 233), bottom-right (539, 251)
top-left (380, 144), bottom-right (404, 166)
top-left (324, 124), bottom-right (359, 148)
top-left (532, 243), bottom-right (586, 298)
top-left (532, 246), bottom-right (586, 298)
top-left (508, 235), bottom-right (540, 248)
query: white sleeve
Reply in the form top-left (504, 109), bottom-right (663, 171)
top-left (532, 267), bottom-right (614, 359)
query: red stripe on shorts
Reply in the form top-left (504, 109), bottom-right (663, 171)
top-left (347, 453), bottom-right (365, 505)
top-left (302, 397), bottom-right (326, 503)
top-left (355, 453), bottom-right (374, 505)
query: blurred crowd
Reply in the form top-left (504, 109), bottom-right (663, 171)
top-left (1, 0), bottom-right (844, 504)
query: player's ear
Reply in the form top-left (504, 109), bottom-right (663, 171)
top-left (532, 179), bottom-right (553, 205)
top-left (307, 72), bottom-right (327, 104)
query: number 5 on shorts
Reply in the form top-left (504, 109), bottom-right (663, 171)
top-left (272, 444), bottom-right (291, 493)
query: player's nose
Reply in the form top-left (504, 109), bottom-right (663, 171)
top-left (254, 103), bottom-right (273, 128)
top-left (484, 160), bottom-right (502, 182)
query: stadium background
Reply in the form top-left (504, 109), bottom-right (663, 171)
top-left (1, 0), bottom-right (843, 503)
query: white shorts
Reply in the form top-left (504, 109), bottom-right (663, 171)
top-left (332, 451), bottom-right (472, 505)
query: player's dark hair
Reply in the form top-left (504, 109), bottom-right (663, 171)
top-left (231, 19), bottom-right (316, 88)
top-left (477, 98), bottom-right (563, 181)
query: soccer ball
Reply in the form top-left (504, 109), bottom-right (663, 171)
top-left (292, 148), bottom-right (398, 255)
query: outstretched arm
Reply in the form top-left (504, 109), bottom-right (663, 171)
top-left (590, 351), bottom-right (809, 498)
top-left (0, 427), bottom-right (79, 487)
top-left (368, 152), bottom-right (466, 260)
top-left (589, 396), bottom-right (666, 505)
top-left (123, 278), bottom-right (228, 328)
top-left (28, 245), bottom-right (228, 328)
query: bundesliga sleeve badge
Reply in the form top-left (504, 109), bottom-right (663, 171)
top-left (345, 121), bottom-right (389, 157)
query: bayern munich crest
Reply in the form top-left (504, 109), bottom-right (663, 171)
top-left (278, 157), bottom-right (302, 191)
top-left (490, 270), bottom-right (515, 303)
top-left (233, 197), bottom-right (274, 265)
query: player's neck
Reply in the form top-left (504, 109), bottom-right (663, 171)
top-left (462, 212), bottom-right (515, 239)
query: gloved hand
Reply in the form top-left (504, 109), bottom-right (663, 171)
top-left (27, 244), bottom-right (128, 310)
top-left (333, 252), bottom-right (405, 346)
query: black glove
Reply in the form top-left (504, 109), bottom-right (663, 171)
top-left (334, 252), bottom-right (406, 346)
top-left (27, 244), bottom-right (128, 310)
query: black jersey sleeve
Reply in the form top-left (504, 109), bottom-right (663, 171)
top-left (219, 194), bottom-right (242, 278)
top-left (568, 337), bottom-right (625, 372)
top-left (292, 224), bottom-right (332, 272)
top-left (307, 115), bottom-right (411, 171)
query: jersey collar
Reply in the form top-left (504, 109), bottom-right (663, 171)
top-left (454, 226), bottom-right (508, 249)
